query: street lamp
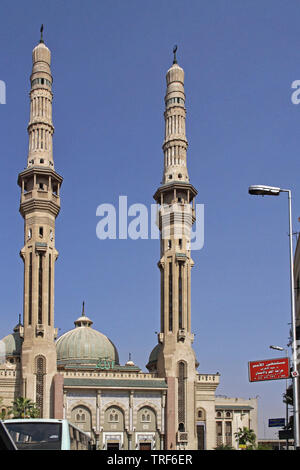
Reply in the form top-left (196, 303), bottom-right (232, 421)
top-left (249, 184), bottom-right (300, 449)
top-left (270, 345), bottom-right (290, 449)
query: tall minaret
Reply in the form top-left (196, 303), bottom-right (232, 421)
top-left (17, 27), bottom-right (63, 418)
top-left (152, 47), bottom-right (198, 450)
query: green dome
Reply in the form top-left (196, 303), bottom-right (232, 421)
top-left (1, 331), bottom-right (22, 357)
top-left (56, 309), bottom-right (119, 368)
top-left (146, 343), bottom-right (162, 371)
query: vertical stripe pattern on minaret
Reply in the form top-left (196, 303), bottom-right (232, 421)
top-left (17, 29), bottom-right (63, 419)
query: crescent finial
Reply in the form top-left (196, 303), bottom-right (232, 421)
top-left (40, 24), bottom-right (44, 43)
top-left (173, 45), bottom-right (178, 64)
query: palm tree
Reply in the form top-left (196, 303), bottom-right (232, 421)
top-left (234, 427), bottom-right (256, 449)
top-left (11, 397), bottom-right (39, 419)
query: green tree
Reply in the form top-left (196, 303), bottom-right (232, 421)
top-left (11, 397), bottom-right (40, 419)
top-left (234, 427), bottom-right (256, 450)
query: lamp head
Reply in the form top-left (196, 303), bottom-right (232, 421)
top-left (270, 345), bottom-right (284, 351)
top-left (249, 185), bottom-right (281, 196)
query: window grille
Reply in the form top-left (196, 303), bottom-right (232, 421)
top-left (38, 253), bottom-right (43, 324)
top-left (28, 252), bottom-right (32, 325)
top-left (169, 262), bottom-right (173, 331)
top-left (178, 362), bottom-right (186, 428)
top-left (36, 356), bottom-right (45, 418)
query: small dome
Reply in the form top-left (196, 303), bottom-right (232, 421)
top-left (166, 62), bottom-right (184, 86)
top-left (1, 320), bottom-right (23, 357)
top-left (148, 343), bottom-right (161, 363)
top-left (32, 26), bottom-right (51, 66)
top-left (56, 305), bottom-right (119, 368)
top-left (146, 343), bottom-right (162, 371)
top-left (32, 41), bottom-right (51, 66)
top-left (125, 353), bottom-right (135, 367)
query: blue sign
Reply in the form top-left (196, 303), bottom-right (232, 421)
top-left (268, 418), bottom-right (285, 428)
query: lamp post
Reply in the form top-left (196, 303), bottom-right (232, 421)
top-left (249, 185), bottom-right (299, 449)
top-left (270, 345), bottom-right (289, 449)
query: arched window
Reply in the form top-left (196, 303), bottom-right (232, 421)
top-left (108, 408), bottom-right (119, 423)
top-left (71, 405), bottom-right (92, 433)
top-left (196, 408), bottom-right (206, 421)
top-left (75, 408), bottom-right (86, 423)
top-left (178, 422), bottom-right (185, 432)
top-left (178, 361), bottom-right (186, 431)
top-left (35, 355), bottom-right (46, 418)
top-left (141, 410), bottom-right (151, 423)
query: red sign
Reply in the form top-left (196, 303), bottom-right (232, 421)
top-left (248, 358), bottom-right (290, 382)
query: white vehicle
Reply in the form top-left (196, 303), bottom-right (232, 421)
top-left (4, 419), bottom-right (92, 450)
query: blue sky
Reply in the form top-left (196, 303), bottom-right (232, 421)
top-left (1, 0), bottom-right (300, 439)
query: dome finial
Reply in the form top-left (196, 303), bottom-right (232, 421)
top-left (173, 45), bottom-right (178, 64)
top-left (74, 303), bottom-right (93, 328)
top-left (40, 24), bottom-right (44, 44)
top-left (125, 352), bottom-right (135, 367)
top-left (13, 314), bottom-right (23, 333)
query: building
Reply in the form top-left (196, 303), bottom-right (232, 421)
top-left (0, 31), bottom-right (258, 450)
top-left (292, 232), bottom-right (300, 437)
top-left (215, 396), bottom-right (258, 449)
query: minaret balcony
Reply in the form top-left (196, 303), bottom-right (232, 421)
top-left (22, 190), bottom-right (33, 201)
top-left (160, 203), bottom-right (192, 216)
top-left (18, 166), bottom-right (63, 192)
top-left (21, 189), bottom-right (60, 205)
top-left (37, 188), bottom-right (50, 199)
top-left (153, 181), bottom-right (197, 204)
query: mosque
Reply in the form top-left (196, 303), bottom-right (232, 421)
top-left (0, 31), bottom-right (257, 450)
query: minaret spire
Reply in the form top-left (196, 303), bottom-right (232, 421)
top-left (40, 24), bottom-right (44, 44)
top-left (26, 33), bottom-right (55, 169)
top-left (17, 34), bottom-right (63, 419)
top-left (161, 52), bottom-right (190, 185)
top-left (172, 45), bottom-right (177, 64)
